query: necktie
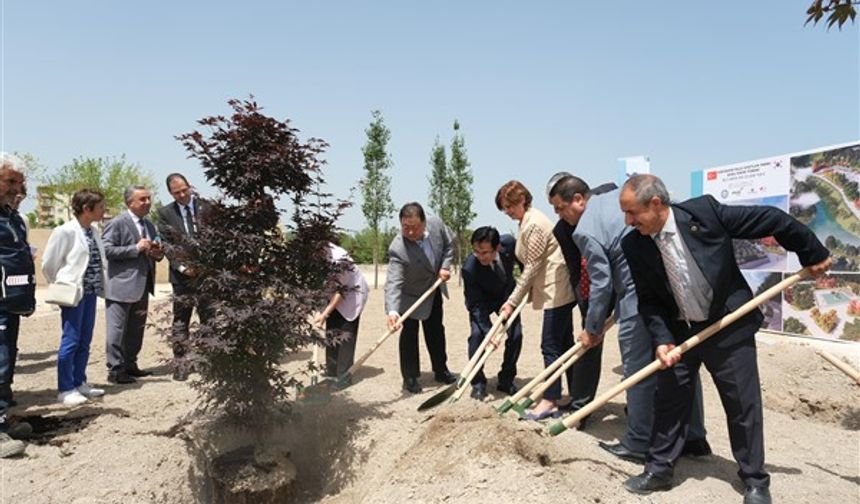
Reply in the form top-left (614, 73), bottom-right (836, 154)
top-left (138, 218), bottom-right (148, 239)
top-left (417, 239), bottom-right (434, 266)
top-left (183, 204), bottom-right (196, 236)
top-left (492, 259), bottom-right (506, 284)
top-left (579, 257), bottom-right (590, 301)
top-left (656, 232), bottom-right (688, 320)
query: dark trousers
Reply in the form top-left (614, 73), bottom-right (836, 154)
top-left (566, 300), bottom-right (602, 411)
top-left (325, 311), bottom-right (360, 378)
top-left (170, 280), bottom-right (212, 359)
top-left (541, 302), bottom-right (576, 400)
top-left (105, 296), bottom-right (149, 372)
top-left (646, 335), bottom-right (769, 488)
top-left (0, 311), bottom-right (20, 421)
top-left (467, 315), bottom-right (523, 387)
top-left (399, 291), bottom-right (448, 380)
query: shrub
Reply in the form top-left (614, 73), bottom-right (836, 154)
top-left (173, 97), bottom-right (347, 429)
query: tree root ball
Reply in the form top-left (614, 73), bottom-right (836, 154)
top-left (208, 446), bottom-right (297, 504)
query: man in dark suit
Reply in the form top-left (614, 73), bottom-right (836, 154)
top-left (618, 174), bottom-right (831, 504)
top-left (546, 173), bottom-right (617, 418)
top-left (103, 185), bottom-right (164, 384)
top-left (461, 226), bottom-right (523, 400)
top-left (156, 173), bottom-right (209, 381)
top-left (385, 202), bottom-right (456, 394)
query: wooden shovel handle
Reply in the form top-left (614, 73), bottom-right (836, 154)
top-left (551, 271), bottom-right (805, 434)
top-left (817, 350), bottom-right (860, 386)
top-left (456, 309), bottom-right (510, 389)
top-left (346, 277), bottom-right (444, 376)
top-left (451, 297), bottom-right (529, 401)
top-left (527, 317), bottom-right (616, 403)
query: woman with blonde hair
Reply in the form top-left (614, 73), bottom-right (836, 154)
top-left (496, 180), bottom-right (576, 420)
top-left (42, 189), bottom-right (108, 406)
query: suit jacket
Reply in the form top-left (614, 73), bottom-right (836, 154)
top-left (553, 182), bottom-right (618, 296)
top-left (103, 211), bottom-right (161, 303)
top-left (621, 194), bottom-right (830, 349)
top-left (461, 234), bottom-right (521, 326)
top-left (384, 216), bottom-right (453, 320)
top-left (41, 220), bottom-right (107, 298)
top-left (509, 207), bottom-right (575, 310)
top-left (156, 197), bottom-right (209, 285)
top-left (572, 188), bottom-right (637, 334)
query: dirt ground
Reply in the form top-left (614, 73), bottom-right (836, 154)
top-left (2, 274), bottom-right (859, 504)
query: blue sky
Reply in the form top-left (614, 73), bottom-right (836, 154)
top-left (2, 1), bottom-right (858, 234)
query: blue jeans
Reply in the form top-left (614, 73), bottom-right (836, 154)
top-left (0, 311), bottom-right (21, 420)
top-left (58, 293), bottom-right (98, 393)
top-left (541, 302), bottom-right (576, 400)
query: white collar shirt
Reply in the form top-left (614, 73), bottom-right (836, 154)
top-left (651, 209), bottom-right (712, 322)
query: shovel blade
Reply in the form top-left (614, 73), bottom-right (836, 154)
top-left (417, 383), bottom-right (457, 412)
top-left (297, 379), bottom-right (336, 403)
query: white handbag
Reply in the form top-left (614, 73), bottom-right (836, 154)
top-left (44, 282), bottom-right (82, 307)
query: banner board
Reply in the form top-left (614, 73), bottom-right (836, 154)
top-left (692, 141), bottom-right (860, 343)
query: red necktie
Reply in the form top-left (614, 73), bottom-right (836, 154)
top-left (579, 257), bottom-right (590, 301)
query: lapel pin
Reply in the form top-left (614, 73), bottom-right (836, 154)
top-left (690, 225), bottom-right (699, 232)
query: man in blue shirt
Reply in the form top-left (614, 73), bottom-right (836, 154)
top-left (461, 226), bottom-right (523, 399)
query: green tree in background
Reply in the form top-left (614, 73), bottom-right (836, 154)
top-left (45, 156), bottom-right (157, 217)
top-left (339, 226), bottom-right (398, 264)
top-left (446, 120), bottom-right (476, 272)
top-left (359, 110), bottom-right (395, 288)
top-left (12, 152), bottom-right (46, 181)
top-left (427, 137), bottom-right (451, 223)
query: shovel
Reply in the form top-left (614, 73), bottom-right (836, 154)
top-left (447, 297), bottom-right (530, 404)
top-left (297, 336), bottom-right (336, 402)
top-left (549, 270), bottom-right (806, 436)
top-left (512, 318), bottom-right (615, 416)
top-left (418, 299), bottom-right (526, 411)
top-left (337, 278), bottom-right (444, 388)
top-left (417, 308), bottom-right (510, 412)
top-left (817, 350), bottom-right (860, 386)
top-left (498, 317), bottom-right (615, 415)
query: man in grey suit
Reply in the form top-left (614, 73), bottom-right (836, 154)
top-left (103, 185), bottom-right (163, 384)
top-left (385, 202), bottom-right (456, 394)
top-left (549, 174), bottom-right (709, 462)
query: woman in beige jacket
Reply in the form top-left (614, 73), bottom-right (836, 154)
top-left (497, 180), bottom-right (576, 420)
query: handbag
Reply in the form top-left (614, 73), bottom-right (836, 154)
top-left (44, 282), bottom-right (82, 307)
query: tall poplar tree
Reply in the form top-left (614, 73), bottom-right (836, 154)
top-left (427, 137), bottom-right (451, 224)
top-left (359, 110), bottom-right (395, 288)
top-left (447, 120), bottom-right (476, 270)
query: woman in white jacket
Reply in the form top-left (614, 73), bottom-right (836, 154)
top-left (42, 189), bottom-right (108, 406)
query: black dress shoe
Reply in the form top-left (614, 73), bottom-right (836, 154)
top-left (623, 471), bottom-right (672, 495)
top-left (434, 370), bottom-right (457, 384)
top-left (470, 383), bottom-right (487, 400)
top-left (599, 441), bottom-right (647, 463)
top-left (108, 371), bottom-right (136, 384)
top-left (743, 486), bottom-right (772, 504)
top-left (682, 438), bottom-right (713, 457)
top-left (496, 382), bottom-right (518, 395)
top-left (126, 366), bottom-right (152, 377)
top-left (402, 377), bottom-right (422, 394)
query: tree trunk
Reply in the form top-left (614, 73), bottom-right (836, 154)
top-left (372, 227), bottom-right (379, 289)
